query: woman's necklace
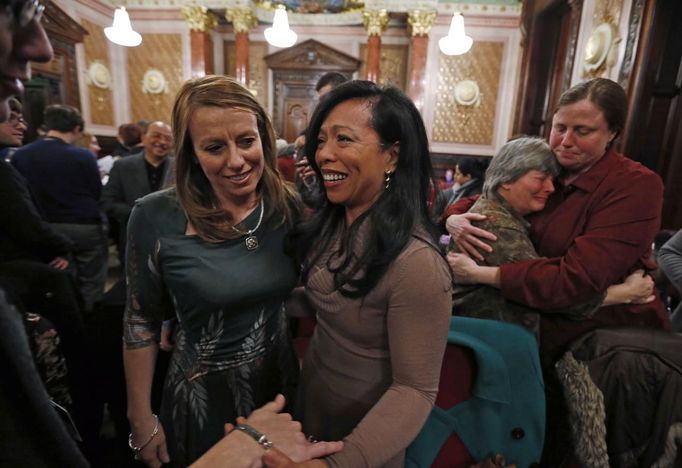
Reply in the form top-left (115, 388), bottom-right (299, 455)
top-left (232, 199), bottom-right (264, 251)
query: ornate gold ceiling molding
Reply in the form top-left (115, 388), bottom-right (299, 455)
top-left (225, 7), bottom-right (257, 33)
top-left (362, 9), bottom-right (388, 36)
top-left (407, 10), bottom-right (437, 37)
top-left (181, 5), bottom-right (217, 32)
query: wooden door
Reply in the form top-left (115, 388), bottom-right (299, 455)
top-left (265, 39), bottom-right (360, 141)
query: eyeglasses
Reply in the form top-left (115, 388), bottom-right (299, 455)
top-left (7, 114), bottom-right (26, 126)
top-left (3, 0), bottom-right (45, 28)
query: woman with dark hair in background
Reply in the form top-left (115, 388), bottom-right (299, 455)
top-left (432, 157), bottom-right (487, 222)
top-left (289, 81), bottom-right (452, 467)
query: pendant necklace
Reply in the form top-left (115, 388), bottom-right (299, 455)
top-left (232, 199), bottom-right (264, 251)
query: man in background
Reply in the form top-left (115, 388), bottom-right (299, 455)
top-left (102, 120), bottom-right (173, 266)
top-left (111, 122), bottom-right (143, 157)
top-left (315, 71), bottom-right (348, 98)
top-left (13, 104), bottom-right (107, 313)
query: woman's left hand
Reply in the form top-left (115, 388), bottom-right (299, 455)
top-left (447, 252), bottom-right (479, 284)
top-left (239, 394), bottom-right (343, 462)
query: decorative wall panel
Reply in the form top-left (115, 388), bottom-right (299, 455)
top-left (224, 40), bottom-right (269, 110)
top-left (81, 19), bottom-right (114, 126)
top-left (128, 34), bottom-right (183, 123)
top-left (581, 0), bottom-right (624, 80)
top-left (432, 41), bottom-right (503, 146)
top-left (359, 43), bottom-right (408, 90)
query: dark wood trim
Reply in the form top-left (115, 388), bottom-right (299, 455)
top-left (622, 0), bottom-right (682, 229)
top-left (513, 0), bottom-right (577, 138)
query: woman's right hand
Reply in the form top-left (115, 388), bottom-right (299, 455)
top-left (130, 415), bottom-right (170, 468)
top-left (604, 269), bottom-right (655, 306)
top-left (622, 269), bottom-right (655, 304)
top-left (237, 394), bottom-right (343, 462)
top-left (445, 213), bottom-right (496, 261)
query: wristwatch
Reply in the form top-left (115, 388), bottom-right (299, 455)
top-left (234, 424), bottom-right (274, 449)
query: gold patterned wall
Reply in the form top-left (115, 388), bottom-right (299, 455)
top-left (432, 41), bottom-right (504, 145)
top-left (128, 34), bottom-right (183, 123)
top-left (359, 43), bottom-right (408, 90)
top-left (81, 19), bottom-right (114, 126)
top-left (224, 40), bottom-right (269, 109)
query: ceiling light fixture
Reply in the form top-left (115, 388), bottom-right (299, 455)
top-left (104, 7), bottom-right (142, 47)
top-left (438, 12), bottom-right (472, 56)
top-left (264, 5), bottom-right (297, 48)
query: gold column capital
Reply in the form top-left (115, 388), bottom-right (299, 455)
top-left (362, 9), bottom-right (389, 37)
top-left (225, 7), bottom-right (258, 34)
top-left (181, 6), bottom-right (217, 33)
top-left (407, 10), bottom-right (436, 37)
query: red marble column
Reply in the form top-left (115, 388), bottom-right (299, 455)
top-left (407, 35), bottom-right (428, 110)
top-left (234, 31), bottom-right (250, 86)
top-left (365, 35), bottom-right (381, 83)
top-left (190, 30), bottom-right (214, 78)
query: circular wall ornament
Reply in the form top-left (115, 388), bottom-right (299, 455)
top-left (584, 23), bottom-right (613, 72)
top-left (87, 62), bottom-right (112, 89)
top-left (454, 80), bottom-right (480, 107)
top-left (142, 69), bottom-right (168, 94)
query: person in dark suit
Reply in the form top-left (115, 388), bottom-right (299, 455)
top-left (102, 120), bottom-right (173, 265)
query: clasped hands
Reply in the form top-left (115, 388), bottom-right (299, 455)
top-left (191, 394), bottom-right (342, 468)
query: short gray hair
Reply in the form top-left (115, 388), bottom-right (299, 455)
top-left (483, 136), bottom-right (559, 198)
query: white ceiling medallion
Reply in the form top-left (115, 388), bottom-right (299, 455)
top-left (142, 69), bottom-right (168, 94)
top-left (584, 23), bottom-right (614, 72)
top-left (87, 62), bottom-right (112, 89)
top-left (454, 80), bottom-right (480, 107)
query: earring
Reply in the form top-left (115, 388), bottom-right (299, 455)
top-left (384, 170), bottom-right (392, 190)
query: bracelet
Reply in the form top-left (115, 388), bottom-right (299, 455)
top-left (233, 424), bottom-right (274, 449)
top-left (128, 414), bottom-right (160, 456)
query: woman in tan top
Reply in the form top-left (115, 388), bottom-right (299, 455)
top-left (288, 81), bottom-right (452, 467)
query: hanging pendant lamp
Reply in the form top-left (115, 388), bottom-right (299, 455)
top-left (438, 12), bottom-right (472, 56)
top-left (105, 7), bottom-right (142, 47)
top-left (264, 5), bottom-right (297, 48)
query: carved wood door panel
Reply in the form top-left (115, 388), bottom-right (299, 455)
top-left (283, 95), bottom-right (314, 143)
top-left (265, 39), bottom-right (361, 142)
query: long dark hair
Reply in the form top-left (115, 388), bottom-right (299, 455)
top-left (292, 80), bottom-right (441, 297)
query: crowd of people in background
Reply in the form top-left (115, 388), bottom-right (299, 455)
top-left (1, 1), bottom-right (682, 467)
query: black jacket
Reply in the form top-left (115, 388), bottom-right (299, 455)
top-left (0, 160), bottom-right (73, 264)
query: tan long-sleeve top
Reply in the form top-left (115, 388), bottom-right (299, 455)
top-left (292, 226), bottom-right (452, 467)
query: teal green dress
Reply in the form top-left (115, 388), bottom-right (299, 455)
top-left (123, 189), bottom-right (299, 466)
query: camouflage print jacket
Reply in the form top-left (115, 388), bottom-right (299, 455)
top-left (449, 194), bottom-right (602, 340)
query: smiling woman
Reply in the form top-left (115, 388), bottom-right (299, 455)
top-left (123, 75), bottom-right (304, 467)
top-left (288, 81), bottom-right (452, 467)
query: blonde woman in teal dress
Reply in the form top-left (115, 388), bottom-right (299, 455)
top-left (123, 76), bottom-right (301, 467)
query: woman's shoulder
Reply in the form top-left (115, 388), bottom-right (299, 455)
top-left (135, 187), bottom-right (178, 209)
top-left (392, 232), bottom-right (451, 289)
top-left (470, 197), bottom-right (518, 228)
top-left (401, 229), bottom-right (446, 265)
top-left (607, 151), bottom-right (663, 185)
top-left (132, 188), bottom-right (184, 227)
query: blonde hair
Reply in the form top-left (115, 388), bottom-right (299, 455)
top-left (172, 75), bottom-right (298, 242)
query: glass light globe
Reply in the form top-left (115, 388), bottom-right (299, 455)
top-left (264, 6), bottom-right (297, 48)
top-left (104, 7), bottom-right (142, 47)
top-left (438, 12), bottom-right (473, 56)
